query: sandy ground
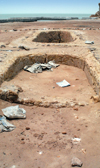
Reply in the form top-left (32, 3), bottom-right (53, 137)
top-left (0, 99), bottom-right (100, 168)
top-left (0, 20), bottom-right (100, 168)
top-left (1, 64), bottom-right (95, 105)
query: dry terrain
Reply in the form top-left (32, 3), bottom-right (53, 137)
top-left (0, 19), bottom-right (100, 168)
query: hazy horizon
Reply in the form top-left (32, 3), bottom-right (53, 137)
top-left (0, 0), bottom-right (99, 14)
top-left (0, 13), bottom-right (92, 20)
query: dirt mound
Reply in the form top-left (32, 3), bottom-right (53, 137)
top-left (33, 31), bottom-right (74, 43)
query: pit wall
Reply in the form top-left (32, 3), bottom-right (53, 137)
top-left (0, 53), bottom-right (100, 96)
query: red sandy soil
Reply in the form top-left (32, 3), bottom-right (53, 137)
top-left (0, 20), bottom-right (100, 168)
top-left (0, 99), bottom-right (100, 168)
top-left (1, 64), bottom-right (95, 104)
top-left (0, 64), bottom-right (99, 168)
top-left (0, 20), bottom-right (100, 43)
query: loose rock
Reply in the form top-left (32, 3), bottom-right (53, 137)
top-left (26, 127), bottom-right (30, 130)
top-left (0, 45), bottom-right (6, 48)
top-left (0, 84), bottom-right (23, 102)
top-left (71, 157), bottom-right (83, 167)
top-left (91, 95), bottom-right (100, 102)
top-left (24, 61), bottom-right (59, 73)
top-left (62, 131), bottom-right (67, 135)
top-left (0, 116), bottom-right (15, 133)
top-left (18, 45), bottom-right (30, 51)
top-left (85, 41), bottom-right (94, 44)
top-left (72, 138), bottom-right (81, 144)
top-left (73, 107), bottom-right (78, 111)
top-left (2, 105), bottom-right (26, 119)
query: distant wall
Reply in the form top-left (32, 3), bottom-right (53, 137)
top-left (0, 17), bottom-right (79, 23)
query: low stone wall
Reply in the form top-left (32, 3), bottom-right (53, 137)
top-left (0, 17), bottom-right (79, 23)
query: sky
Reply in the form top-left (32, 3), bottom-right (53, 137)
top-left (0, 0), bottom-right (99, 14)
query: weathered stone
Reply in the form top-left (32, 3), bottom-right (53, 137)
top-left (71, 138), bottom-right (81, 144)
top-left (13, 29), bottom-right (17, 31)
top-left (17, 98), bottom-right (35, 106)
top-left (0, 45), bottom-right (6, 48)
top-left (91, 95), bottom-right (100, 102)
top-left (18, 45), bottom-right (30, 51)
top-left (71, 157), bottom-right (83, 167)
top-left (0, 116), bottom-right (16, 133)
top-left (0, 85), bottom-right (23, 102)
top-left (73, 107), bottom-right (78, 111)
top-left (78, 102), bottom-right (86, 106)
top-left (88, 48), bottom-right (96, 52)
top-left (2, 105), bottom-right (26, 119)
top-left (24, 61), bottom-right (59, 73)
top-left (26, 127), bottom-right (30, 130)
top-left (90, 4), bottom-right (100, 17)
top-left (90, 11), bottom-right (100, 17)
top-left (0, 89), bottom-right (18, 102)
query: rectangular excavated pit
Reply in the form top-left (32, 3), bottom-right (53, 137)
top-left (0, 63), bottom-right (95, 107)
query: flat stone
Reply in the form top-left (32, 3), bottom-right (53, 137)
top-left (2, 105), bottom-right (26, 119)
